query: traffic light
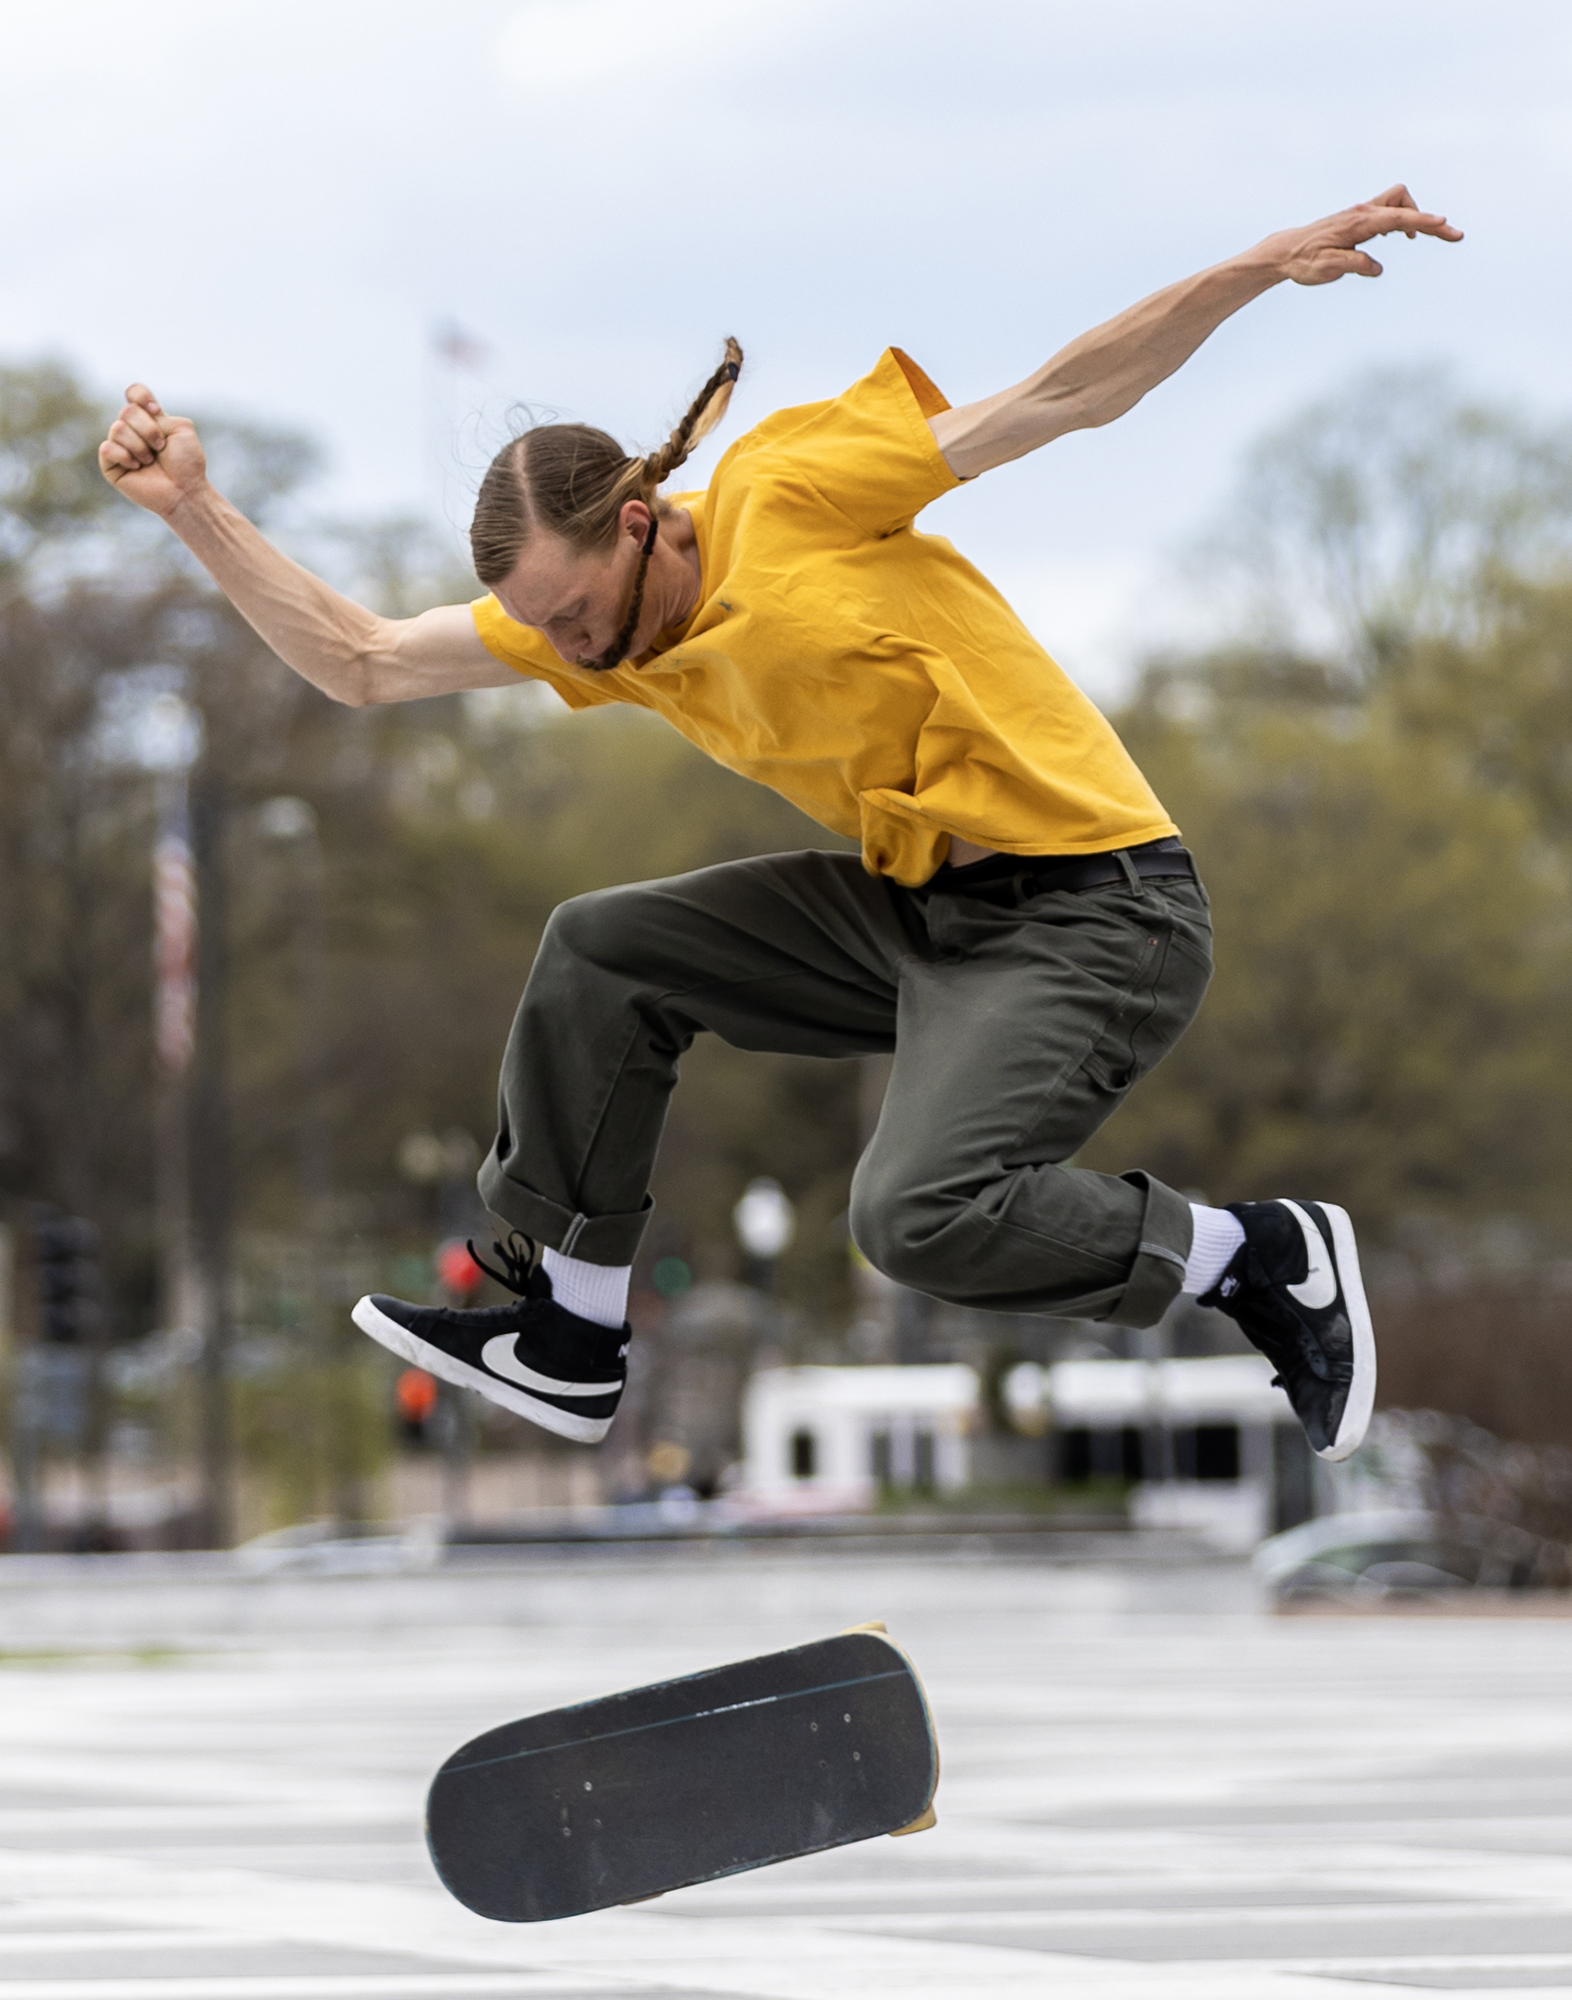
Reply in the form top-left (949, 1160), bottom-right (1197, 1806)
top-left (435, 1238), bottom-right (484, 1304)
top-left (30, 1205), bottom-right (102, 1345)
top-left (395, 1367), bottom-right (439, 1446)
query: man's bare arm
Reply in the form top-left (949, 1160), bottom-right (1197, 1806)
top-left (930, 185), bottom-right (1463, 480)
top-left (98, 385), bottom-right (517, 705)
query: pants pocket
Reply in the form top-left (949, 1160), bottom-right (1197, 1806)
top-left (1082, 918), bottom-right (1211, 1096)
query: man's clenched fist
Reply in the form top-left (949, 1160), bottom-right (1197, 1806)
top-left (98, 385), bottom-right (208, 517)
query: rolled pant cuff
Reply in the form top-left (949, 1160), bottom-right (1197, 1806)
top-left (477, 1162), bottom-right (653, 1266)
top-left (1105, 1170), bottom-right (1193, 1329)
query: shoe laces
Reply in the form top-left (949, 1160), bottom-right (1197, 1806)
top-left (468, 1230), bottom-right (538, 1298)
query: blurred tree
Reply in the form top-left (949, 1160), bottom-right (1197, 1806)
top-left (1091, 700), bottom-right (1572, 1238)
top-left (0, 360), bottom-right (116, 572)
top-left (1105, 367), bottom-right (1572, 1444)
top-left (277, 692), bottom-right (862, 1321)
top-left (0, 578), bottom-right (165, 1309)
top-left (14, 349), bottom-right (1572, 1511)
top-left (232, 1355), bottom-right (391, 1534)
top-left (1388, 579), bottom-right (1572, 848)
top-left (1200, 366), bottom-right (1572, 673)
top-left (0, 359), bottom-right (360, 1539)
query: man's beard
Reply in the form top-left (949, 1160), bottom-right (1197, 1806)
top-left (578, 523), bottom-right (659, 673)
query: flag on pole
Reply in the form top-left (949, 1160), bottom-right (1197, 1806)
top-left (432, 319), bottom-right (490, 371)
top-left (153, 784), bottom-right (197, 1076)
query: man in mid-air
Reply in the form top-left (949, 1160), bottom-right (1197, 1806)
top-left (100, 185), bottom-right (1461, 1464)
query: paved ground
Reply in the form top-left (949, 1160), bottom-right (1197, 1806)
top-left (0, 1537), bottom-right (1570, 1997)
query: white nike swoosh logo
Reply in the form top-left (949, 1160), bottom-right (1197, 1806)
top-left (480, 1336), bottom-right (620, 1400)
top-left (1281, 1200), bottom-right (1338, 1310)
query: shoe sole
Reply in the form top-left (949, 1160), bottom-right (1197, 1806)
top-left (1313, 1202), bottom-right (1376, 1463)
top-left (351, 1296), bottom-right (615, 1446)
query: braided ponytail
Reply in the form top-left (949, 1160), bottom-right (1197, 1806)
top-left (469, 339), bottom-right (744, 590)
top-left (641, 337), bottom-right (743, 492)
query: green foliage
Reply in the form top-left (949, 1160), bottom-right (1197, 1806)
top-left (0, 361), bottom-right (113, 568)
top-left (12, 349), bottom-right (1572, 1497)
top-left (1203, 366), bottom-right (1572, 670)
top-left (190, 412), bottom-right (321, 527)
top-left (259, 695), bottom-right (863, 1316)
top-left (1096, 374), bottom-right (1572, 1261)
top-left (1387, 580), bottom-right (1572, 843)
top-left (232, 1355), bottom-right (392, 1532)
top-left (1091, 699), bottom-right (1572, 1235)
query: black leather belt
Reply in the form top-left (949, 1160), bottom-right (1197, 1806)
top-left (925, 836), bottom-right (1196, 903)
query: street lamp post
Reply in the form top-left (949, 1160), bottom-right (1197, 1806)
top-left (732, 1177), bottom-right (796, 1295)
top-left (146, 693), bottom-right (204, 1366)
top-left (257, 799), bottom-right (330, 1246)
top-left (138, 690), bottom-right (230, 1544)
top-left (397, 1130), bottom-right (485, 1526)
top-left (258, 797), bottom-right (363, 1523)
top-left (186, 764), bottom-right (238, 1549)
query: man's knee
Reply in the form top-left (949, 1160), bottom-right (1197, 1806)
top-left (539, 882), bottom-right (654, 971)
top-left (847, 1163), bottom-right (956, 1295)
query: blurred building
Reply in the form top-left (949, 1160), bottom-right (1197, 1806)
top-left (1012, 1353), bottom-right (1320, 1550)
top-left (634, 1280), bottom-right (761, 1498)
top-left (742, 1364), bottom-right (979, 1510)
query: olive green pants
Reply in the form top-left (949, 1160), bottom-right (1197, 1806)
top-left (478, 849), bottom-right (1213, 1327)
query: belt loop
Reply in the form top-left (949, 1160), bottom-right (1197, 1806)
top-left (1115, 848), bottom-right (1141, 893)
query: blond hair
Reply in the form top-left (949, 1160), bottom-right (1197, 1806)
top-left (470, 339), bottom-right (743, 588)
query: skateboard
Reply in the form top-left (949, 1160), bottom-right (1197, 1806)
top-left (426, 1624), bottom-right (939, 1921)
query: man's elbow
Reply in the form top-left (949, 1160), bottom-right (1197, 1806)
top-left (307, 654), bottom-right (373, 707)
top-left (332, 635), bottom-right (402, 707)
top-left (328, 677), bottom-right (375, 709)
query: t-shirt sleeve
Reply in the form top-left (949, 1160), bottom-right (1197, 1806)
top-left (469, 596), bottom-right (628, 712)
top-left (778, 348), bottom-right (961, 538)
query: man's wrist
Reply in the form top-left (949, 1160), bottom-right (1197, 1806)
top-left (164, 480), bottom-right (223, 535)
top-left (1230, 238), bottom-right (1292, 289)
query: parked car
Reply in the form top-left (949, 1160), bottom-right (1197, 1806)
top-left (1253, 1509), bottom-right (1551, 1603)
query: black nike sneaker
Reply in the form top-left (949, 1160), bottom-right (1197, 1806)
top-left (1198, 1199), bottom-right (1376, 1462)
top-left (352, 1235), bottom-right (628, 1444)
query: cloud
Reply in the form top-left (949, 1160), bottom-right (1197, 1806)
top-left (0, 0), bottom-right (217, 83)
top-left (497, 0), bottom-right (828, 91)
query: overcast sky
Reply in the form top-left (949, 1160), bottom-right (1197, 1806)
top-left (3, 0), bottom-right (1567, 694)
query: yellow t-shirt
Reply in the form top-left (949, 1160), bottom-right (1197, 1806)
top-left (471, 348), bottom-right (1177, 886)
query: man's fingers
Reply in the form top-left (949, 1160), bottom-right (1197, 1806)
top-left (125, 382), bottom-right (165, 418)
top-left (108, 415), bottom-right (159, 467)
top-left (107, 417), bottom-right (154, 466)
top-left (1397, 215), bottom-right (1462, 242)
top-left (1362, 205), bottom-right (1446, 232)
top-left (1355, 198), bottom-right (1463, 242)
top-left (1310, 249), bottom-right (1383, 282)
top-left (119, 403), bottom-right (166, 452)
top-left (98, 439), bottom-right (139, 481)
top-left (1351, 205), bottom-right (1462, 245)
top-left (1280, 193), bottom-right (1459, 287)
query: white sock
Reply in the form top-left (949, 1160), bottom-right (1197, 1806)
top-left (1183, 1204), bottom-right (1246, 1295)
top-left (541, 1247), bottom-right (631, 1329)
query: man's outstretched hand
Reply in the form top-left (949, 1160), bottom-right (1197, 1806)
top-left (98, 385), bottom-right (208, 517)
top-left (1253, 185), bottom-right (1463, 287)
